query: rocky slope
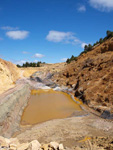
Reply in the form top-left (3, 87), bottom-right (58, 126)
top-left (0, 58), bottom-right (20, 94)
top-left (53, 38), bottom-right (113, 115)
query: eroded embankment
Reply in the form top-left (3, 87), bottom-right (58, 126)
top-left (0, 83), bottom-right (30, 138)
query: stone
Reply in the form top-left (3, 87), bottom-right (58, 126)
top-left (72, 84), bottom-right (76, 89)
top-left (50, 142), bottom-right (59, 149)
top-left (29, 140), bottom-right (41, 150)
top-left (75, 147), bottom-right (82, 150)
top-left (0, 136), bottom-right (9, 148)
top-left (9, 143), bottom-right (17, 150)
top-left (41, 144), bottom-right (49, 150)
top-left (17, 143), bottom-right (29, 150)
top-left (53, 87), bottom-right (61, 91)
top-left (59, 144), bottom-right (64, 150)
top-left (10, 138), bottom-right (20, 146)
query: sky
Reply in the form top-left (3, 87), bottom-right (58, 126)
top-left (0, 0), bottom-right (113, 64)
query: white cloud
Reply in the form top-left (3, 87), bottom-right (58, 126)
top-left (6, 30), bottom-right (29, 40)
top-left (81, 43), bottom-right (88, 49)
top-left (89, 0), bottom-right (113, 11)
top-left (34, 53), bottom-right (45, 58)
top-left (46, 30), bottom-right (75, 43)
top-left (78, 5), bottom-right (86, 12)
top-left (46, 30), bottom-right (89, 48)
top-left (61, 58), bottom-right (67, 62)
top-left (46, 30), bottom-right (83, 45)
top-left (1, 26), bottom-right (19, 30)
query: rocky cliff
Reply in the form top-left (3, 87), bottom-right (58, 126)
top-left (54, 38), bottom-right (113, 114)
top-left (0, 58), bottom-right (20, 94)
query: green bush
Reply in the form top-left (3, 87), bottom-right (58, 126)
top-left (17, 61), bottom-right (44, 68)
top-left (66, 55), bottom-right (77, 64)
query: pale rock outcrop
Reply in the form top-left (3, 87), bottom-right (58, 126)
top-left (0, 136), bottom-right (65, 150)
top-left (0, 58), bottom-right (20, 94)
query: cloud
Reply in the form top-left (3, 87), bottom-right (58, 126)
top-left (46, 30), bottom-right (75, 43)
top-left (77, 5), bottom-right (86, 12)
top-left (46, 30), bottom-right (88, 48)
top-left (61, 58), bottom-right (67, 62)
top-left (81, 42), bottom-right (88, 49)
top-left (34, 53), bottom-right (45, 58)
top-left (6, 30), bottom-right (29, 40)
top-left (46, 30), bottom-right (83, 45)
top-left (89, 0), bottom-right (113, 11)
top-left (1, 26), bottom-right (19, 30)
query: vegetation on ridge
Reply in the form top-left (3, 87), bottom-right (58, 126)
top-left (17, 61), bottom-right (45, 68)
top-left (66, 30), bottom-right (113, 64)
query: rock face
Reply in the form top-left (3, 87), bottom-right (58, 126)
top-left (53, 38), bottom-right (113, 114)
top-left (0, 58), bottom-right (20, 94)
top-left (0, 84), bottom-right (30, 138)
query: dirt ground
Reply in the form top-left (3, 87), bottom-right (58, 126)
top-left (16, 112), bottom-right (113, 149)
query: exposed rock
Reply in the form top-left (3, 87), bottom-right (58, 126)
top-left (59, 144), bottom-right (64, 150)
top-left (53, 38), bottom-right (113, 113)
top-left (9, 144), bottom-right (17, 150)
top-left (17, 143), bottom-right (29, 150)
top-left (0, 58), bottom-right (20, 94)
top-left (29, 140), bottom-right (41, 150)
top-left (50, 141), bottom-right (59, 149)
top-left (0, 136), bottom-right (66, 150)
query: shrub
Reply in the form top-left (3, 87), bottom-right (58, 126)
top-left (17, 61), bottom-right (44, 68)
top-left (66, 55), bottom-right (77, 64)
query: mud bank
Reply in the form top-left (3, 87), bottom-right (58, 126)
top-left (0, 84), bottom-right (30, 138)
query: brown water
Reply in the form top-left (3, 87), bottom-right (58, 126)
top-left (21, 89), bottom-right (81, 125)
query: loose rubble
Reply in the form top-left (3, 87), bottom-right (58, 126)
top-left (0, 136), bottom-right (65, 150)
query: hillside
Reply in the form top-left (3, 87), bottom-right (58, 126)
top-left (53, 38), bottom-right (113, 114)
top-left (0, 58), bottom-right (20, 94)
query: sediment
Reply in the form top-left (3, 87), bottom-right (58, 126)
top-left (0, 83), bottom-right (30, 138)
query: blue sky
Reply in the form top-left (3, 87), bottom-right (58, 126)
top-left (0, 0), bottom-right (113, 64)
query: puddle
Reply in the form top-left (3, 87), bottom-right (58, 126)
top-left (21, 89), bottom-right (81, 125)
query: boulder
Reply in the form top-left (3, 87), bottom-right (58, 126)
top-left (50, 142), bottom-right (59, 149)
top-left (0, 136), bottom-right (9, 148)
top-left (29, 140), bottom-right (41, 150)
top-left (17, 143), bottom-right (29, 150)
top-left (59, 144), bottom-right (64, 150)
top-left (9, 143), bottom-right (17, 150)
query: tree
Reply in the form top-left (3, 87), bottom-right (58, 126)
top-left (106, 30), bottom-right (111, 37)
top-left (99, 38), bottom-right (103, 44)
top-left (66, 55), bottom-right (77, 64)
top-left (17, 64), bottom-right (21, 68)
top-left (106, 30), bottom-right (113, 39)
top-left (84, 45), bottom-right (88, 51)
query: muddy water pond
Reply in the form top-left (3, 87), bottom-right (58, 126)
top-left (21, 89), bottom-right (81, 125)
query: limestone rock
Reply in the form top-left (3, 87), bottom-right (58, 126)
top-left (41, 144), bottom-right (49, 150)
top-left (9, 143), bottom-right (17, 150)
top-left (59, 144), bottom-right (64, 150)
top-left (29, 140), bottom-right (41, 150)
top-left (50, 142), bottom-right (59, 149)
top-left (17, 143), bottom-right (29, 150)
top-left (9, 138), bottom-right (20, 146)
top-left (0, 136), bottom-right (9, 148)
